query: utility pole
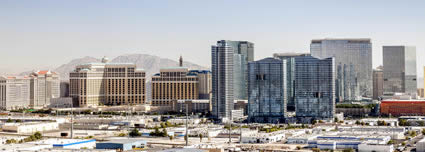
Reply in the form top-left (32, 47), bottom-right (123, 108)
top-left (239, 119), bottom-right (242, 144)
top-left (70, 100), bottom-right (74, 139)
top-left (185, 103), bottom-right (189, 146)
top-left (228, 118), bottom-right (232, 144)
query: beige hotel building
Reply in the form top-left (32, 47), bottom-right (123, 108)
top-left (69, 57), bottom-right (146, 107)
top-left (151, 67), bottom-right (199, 106)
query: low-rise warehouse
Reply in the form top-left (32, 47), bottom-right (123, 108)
top-left (241, 131), bottom-right (285, 143)
top-left (96, 139), bottom-right (147, 151)
top-left (2, 122), bottom-right (59, 134)
top-left (358, 144), bottom-right (394, 152)
top-left (30, 139), bottom-right (96, 149)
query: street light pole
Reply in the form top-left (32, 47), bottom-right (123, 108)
top-left (70, 100), bottom-right (74, 139)
top-left (185, 103), bottom-right (189, 146)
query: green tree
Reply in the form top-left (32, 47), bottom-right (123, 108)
top-left (312, 148), bottom-right (320, 152)
top-left (387, 140), bottom-right (394, 145)
top-left (129, 128), bottom-right (141, 137)
top-left (15, 119), bottom-right (22, 123)
top-left (334, 117), bottom-right (339, 123)
top-left (160, 122), bottom-right (166, 128)
top-left (166, 121), bottom-right (172, 127)
top-left (422, 129), bottom-right (425, 135)
top-left (355, 120), bottom-right (360, 125)
top-left (118, 133), bottom-right (126, 137)
top-left (402, 142), bottom-right (406, 146)
top-left (199, 134), bottom-right (203, 142)
top-left (169, 135), bottom-right (174, 141)
top-left (6, 118), bottom-right (13, 123)
top-left (342, 148), bottom-right (354, 152)
top-left (296, 146), bottom-right (302, 150)
top-left (162, 128), bottom-right (168, 137)
top-left (34, 132), bottom-right (42, 140)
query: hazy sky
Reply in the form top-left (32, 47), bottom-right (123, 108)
top-left (1, 0), bottom-right (424, 77)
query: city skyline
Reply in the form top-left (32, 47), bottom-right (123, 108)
top-left (1, 0), bottom-right (425, 80)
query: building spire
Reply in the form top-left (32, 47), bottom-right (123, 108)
top-left (179, 55), bottom-right (183, 67)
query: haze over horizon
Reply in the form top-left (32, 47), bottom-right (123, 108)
top-left (1, 0), bottom-right (425, 79)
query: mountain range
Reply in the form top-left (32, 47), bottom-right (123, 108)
top-left (21, 54), bottom-right (209, 81)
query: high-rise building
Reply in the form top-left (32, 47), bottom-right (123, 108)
top-left (310, 38), bottom-right (372, 101)
top-left (151, 67), bottom-right (199, 106)
top-left (0, 76), bottom-right (31, 110)
top-left (247, 57), bottom-right (287, 123)
top-left (211, 40), bottom-right (254, 120)
top-left (383, 46), bottom-right (417, 95)
top-left (373, 66), bottom-right (384, 100)
top-left (29, 70), bottom-right (60, 108)
top-left (69, 57), bottom-right (146, 107)
top-left (294, 56), bottom-right (335, 120)
top-left (273, 53), bottom-right (310, 111)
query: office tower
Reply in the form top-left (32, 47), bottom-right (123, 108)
top-left (69, 57), bottom-right (146, 107)
top-left (211, 40), bottom-right (254, 120)
top-left (247, 57), bottom-right (287, 123)
top-left (383, 46), bottom-right (417, 95)
top-left (373, 66), bottom-right (384, 100)
top-left (294, 56), bottom-right (335, 120)
top-left (273, 53), bottom-right (310, 111)
top-left (310, 38), bottom-right (372, 101)
top-left (151, 67), bottom-right (199, 106)
top-left (0, 76), bottom-right (31, 110)
top-left (29, 70), bottom-right (60, 108)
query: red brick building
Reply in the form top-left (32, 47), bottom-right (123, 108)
top-left (380, 100), bottom-right (425, 116)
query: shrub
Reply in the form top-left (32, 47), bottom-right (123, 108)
top-left (129, 128), bottom-right (141, 137)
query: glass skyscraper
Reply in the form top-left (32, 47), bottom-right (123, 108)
top-left (273, 53), bottom-right (310, 111)
top-left (247, 57), bottom-right (287, 123)
top-left (383, 46), bottom-right (417, 95)
top-left (310, 38), bottom-right (372, 101)
top-left (211, 40), bottom-right (254, 120)
top-left (294, 56), bottom-right (335, 121)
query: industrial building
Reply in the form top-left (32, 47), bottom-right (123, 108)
top-left (2, 122), bottom-right (59, 134)
top-left (96, 139), bottom-right (147, 151)
top-left (30, 139), bottom-right (96, 149)
top-left (358, 144), bottom-right (394, 152)
top-left (241, 130), bottom-right (285, 143)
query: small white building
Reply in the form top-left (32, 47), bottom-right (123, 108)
top-left (2, 122), bottom-right (59, 134)
top-left (358, 143), bottom-right (394, 152)
top-left (241, 131), bottom-right (285, 143)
